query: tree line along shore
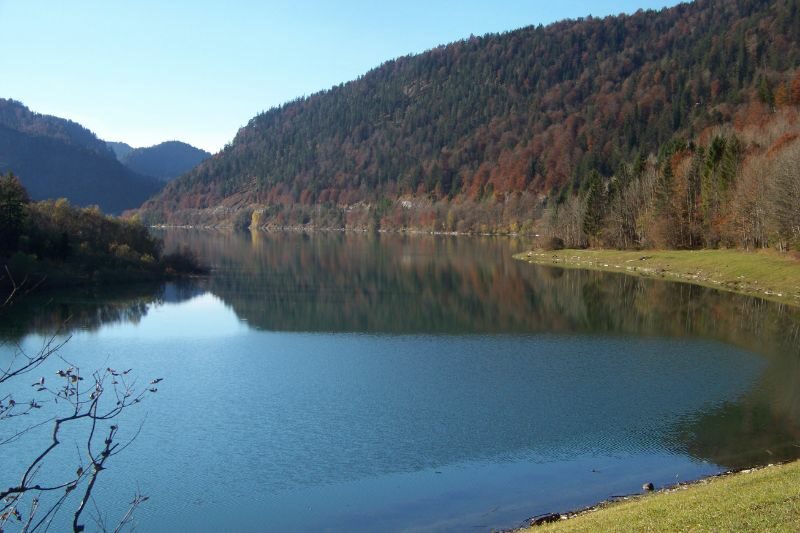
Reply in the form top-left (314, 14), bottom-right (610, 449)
top-left (1, 172), bottom-right (205, 299)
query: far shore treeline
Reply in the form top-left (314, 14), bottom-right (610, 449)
top-left (0, 172), bottom-right (204, 298)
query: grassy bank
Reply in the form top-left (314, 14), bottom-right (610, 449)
top-left (522, 461), bottom-right (800, 531)
top-left (513, 248), bottom-right (800, 307)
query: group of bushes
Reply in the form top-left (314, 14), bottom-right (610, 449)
top-left (1, 172), bottom-right (204, 294)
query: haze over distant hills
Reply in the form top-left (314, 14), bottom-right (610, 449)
top-left (108, 140), bottom-right (211, 182)
top-left (0, 99), bottom-right (162, 214)
top-left (139, 0), bottom-right (800, 234)
top-left (108, 141), bottom-right (135, 161)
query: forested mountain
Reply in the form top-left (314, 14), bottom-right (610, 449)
top-left (0, 99), bottom-right (114, 158)
top-left (0, 99), bottom-right (162, 214)
top-left (140, 0), bottom-right (800, 246)
top-left (116, 141), bottom-right (210, 182)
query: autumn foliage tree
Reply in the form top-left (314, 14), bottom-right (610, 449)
top-left (542, 105), bottom-right (800, 252)
top-left (791, 71), bottom-right (800, 105)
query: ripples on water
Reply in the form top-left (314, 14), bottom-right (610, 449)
top-left (1, 231), bottom-right (799, 531)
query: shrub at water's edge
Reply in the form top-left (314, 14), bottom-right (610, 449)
top-left (0, 172), bottom-right (205, 296)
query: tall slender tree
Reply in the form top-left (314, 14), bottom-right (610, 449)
top-left (0, 172), bottom-right (30, 257)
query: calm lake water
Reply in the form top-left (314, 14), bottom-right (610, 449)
top-left (2, 231), bottom-right (800, 531)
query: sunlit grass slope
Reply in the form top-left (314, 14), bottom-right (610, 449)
top-left (525, 461), bottom-right (800, 532)
top-left (514, 249), bottom-right (800, 307)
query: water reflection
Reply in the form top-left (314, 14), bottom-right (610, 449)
top-left (2, 230), bottom-right (800, 530)
top-left (11, 231), bottom-right (800, 355)
top-left (0, 281), bottom-right (204, 342)
top-left (167, 230), bottom-right (800, 472)
top-left (155, 231), bottom-right (800, 347)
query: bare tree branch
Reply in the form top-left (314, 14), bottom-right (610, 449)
top-left (2, 288), bottom-right (158, 532)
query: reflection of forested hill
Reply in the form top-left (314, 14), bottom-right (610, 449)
top-left (6, 230), bottom-right (799, 473)
top-left (157, 230), bottom-right (800, 471)
top-left (675, 400), bottom-right (800, 470)
top-left (160, 231), bottom-right (800, 352)
top-left (0, 281), bottom-right (202, 342)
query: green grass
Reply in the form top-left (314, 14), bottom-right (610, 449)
top-left (525, 462), bottom-right (800, 532)
top-left (514, 248), bottom-right (800, 307)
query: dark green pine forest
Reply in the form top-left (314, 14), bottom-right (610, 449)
top-left (141, 0), bottom-right (800, 249)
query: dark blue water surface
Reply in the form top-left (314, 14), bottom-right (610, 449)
top-left (2, 232), bottom-right (800, 531)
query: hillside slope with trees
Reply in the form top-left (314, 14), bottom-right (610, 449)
top-left (0, 99), bottom-right (162, 214)
top-left (139, 0), bottom-right (800, 248)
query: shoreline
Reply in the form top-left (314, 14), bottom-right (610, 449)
top-left (510, 249), bottom-right (800, 529)
top-left (149, 223), bottom-right (525, 238)
top-left (514, 461), bottom-right (800, 531)
top-left (514, 249), bottom-right (800, 308)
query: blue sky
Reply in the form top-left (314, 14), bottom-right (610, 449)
top-left (0, 0), bottom-right (681, 153)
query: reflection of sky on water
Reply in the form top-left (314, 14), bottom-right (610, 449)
top-left (91, 292), bottom-right (248, 339)
top-left (3, 290), bottom-right (767, 531)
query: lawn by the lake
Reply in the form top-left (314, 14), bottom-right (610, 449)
top-left (524, 461), bottom-right (800, 532)
top-left (514, 248), bottom-right (800, 307)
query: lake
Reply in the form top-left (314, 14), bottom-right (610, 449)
top-left (2, 230), bottom-right (800, 531)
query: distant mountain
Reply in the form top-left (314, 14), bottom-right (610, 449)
top-left (0, 99), bottom-right (162, 214)
top-left (107, 141), bottom-right (134, 160)
top-left (139, 0), bottom-right (800, 233)
top-left (0, 99), bottom-right (115, 158)
top-left (116, 141), bottom-right (210, 182)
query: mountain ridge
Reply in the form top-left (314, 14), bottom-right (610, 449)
top-left (116, 140), bottom-right (210, 182)
top-left (0, 99), bottom-right (163, 214)
top-left (0, 100), bottom-right (210, 214)
top-left (137, 0), bottom-right (799, 235)
top-left (0, 99), bottom-right (116, 159)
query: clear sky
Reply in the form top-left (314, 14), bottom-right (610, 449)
top-left (0, 0), bottom-right (682, 153)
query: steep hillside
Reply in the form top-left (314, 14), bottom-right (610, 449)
top-left (0, 99), bottom-right (162, 214)
top-left (140, 0), bottom-right (800, 232)
top-left (119, 141), bottom-right (210, 182)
